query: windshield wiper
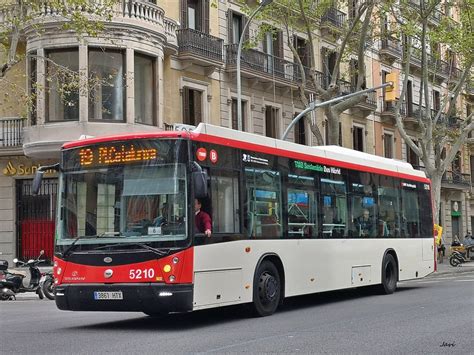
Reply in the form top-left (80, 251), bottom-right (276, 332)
top-left (62, 232), bottom-right (123, 257)
top-left (93, 242), bottom-right (168, 257)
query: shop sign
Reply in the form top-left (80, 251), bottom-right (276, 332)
top-left (2, 161), bottom-right (56, 177)
top-left (451, 201), bottom-right (461, 217)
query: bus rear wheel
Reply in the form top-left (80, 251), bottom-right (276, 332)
top-left (378, 254), bottom-right (398, 294)
top-left (252, 260), bottom-right (281, 317)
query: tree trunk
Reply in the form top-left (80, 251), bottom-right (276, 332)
top-left (430, 173), bottom-right (442, 225)
top-left (325, 107), bottom-right (339, 145)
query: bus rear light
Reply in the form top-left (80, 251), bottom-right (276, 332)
top-left (245, 247), bottom-right (251, 253)
top-left (172, 257), bottom-right (179, 264)
top-left (163, 264), bottom-right (171, 273)
top-left (169, 275), bottom-right (175, 282)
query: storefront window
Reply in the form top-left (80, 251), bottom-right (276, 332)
top-left (89, 49), bottom-right (125, 121)
top-left (134, 53), bottom-right (155, 125)
top-left (46, 49), bottom-right (79, 122)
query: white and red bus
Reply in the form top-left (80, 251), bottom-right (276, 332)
top-left (38, 123), bottom-right (434, 316)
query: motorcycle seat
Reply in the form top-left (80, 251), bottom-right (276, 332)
top-left (6, 269), bottom-right (27, 277)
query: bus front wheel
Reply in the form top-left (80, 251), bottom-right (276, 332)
top-left (252, 260), bottom-right (281, 317)
top-left (378, 254), bottom-right (398, 294)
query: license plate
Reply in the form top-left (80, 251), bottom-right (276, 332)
top-left (93, 291), bottom-right (123, 300)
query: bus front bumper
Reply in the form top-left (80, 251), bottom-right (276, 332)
top-left (55, 283), bottom-right (193, 313)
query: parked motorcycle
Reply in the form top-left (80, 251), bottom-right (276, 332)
top-left (41, 271), bottom-right (55, 300)
top-left (0, 250), bottom-right (46, 300)
top-left (449, 249), bottom-right (468, 267)
top-left (0, 259), bottom-right (16, 300)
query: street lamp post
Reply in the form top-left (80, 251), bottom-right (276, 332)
top-left (281, 83), bottom-right (393, 141)
top-left (237, 0), bottom-right (273, 131)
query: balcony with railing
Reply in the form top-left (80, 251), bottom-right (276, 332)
top-left (381, 101), bottom-right (406, 123)
top-left (442, 171), bottom-right (471, 190)
top-left (379, 38), bottom-right (402, 62)
top-left (225, 44), bottom-right (308, 89)
top-left (0, 118), bottom-right (23, 151)
top-left (21, 1), bottom-right (177, 52)
top-left (408, 50), bottom-right (422, 71)
top-left (177, 28), bottom-right (224, 66)
top-left (338, 81), bottom-right (377, 114)
top-left (320, 7), bottom-right (346, 37)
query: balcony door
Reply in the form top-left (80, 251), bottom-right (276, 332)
top-left (183, 87), bottom-right (202, 126)
top-left (263, 30), bottom-right (283, 74)
top-left (265, 106), bottom-right (279, 138)
top-left (406, 80), bottom-right (413, 115)
top-left (181, 0), bottom-right (209, 33)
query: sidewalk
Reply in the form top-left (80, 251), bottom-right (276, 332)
top-left (432, 260), bottom-right (474, 276)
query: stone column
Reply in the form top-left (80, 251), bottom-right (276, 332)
top-left (126, 48), bottom-right (134, 124)
top-left (157, 53), bottom-right (164, 128)
top-left (78, 44), bottom-right (88, 123)
top-left (36, 48), bottom-right (45, 125)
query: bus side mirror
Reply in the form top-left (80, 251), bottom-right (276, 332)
top-left (32, 171), bottom-right (44, 196)
top-left (193, 171), bottom-right (208, 198)
top-left (32, 163), bottom-right (60, 195)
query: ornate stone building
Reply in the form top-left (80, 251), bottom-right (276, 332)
top-left (0, 0), bottom-right (471, 263)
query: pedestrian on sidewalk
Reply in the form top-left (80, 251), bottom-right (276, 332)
top-left (435, 224), bottom-right (445, 263)
top-left (463, 232), bottom-right (474, 260)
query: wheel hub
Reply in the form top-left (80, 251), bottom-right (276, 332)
top-left (259, 272), bottom-right (278, 303)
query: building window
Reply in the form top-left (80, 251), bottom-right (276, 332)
top-left (181, 0), bottom-right (209, 33)
top-left (406, 142), bottom-right (420, 168)
top-left (46, 48), bottom-right (79, 122)
top-left (263, 29), bottom-right (283, 74)
top-left (228, 11), bottom-right (247, 44)
top-left (432, 90), bottom-right (440, 111)
top-left (231, 99), bottom-right (246, 131)
top-left (383, 132), bottom-right (394, 158)
top-left (265, 106), bottom-right (278, 138)
top-left (294, 113), bottom-right (306, 145)
top-left (293, 36), bottom-right (310, 67)
top-left (183, 87), bottom-right (202, 126)
top-left (89, 49), bottom-right (125, 121)
top-left (353, 125), bottom-right (364, 152)
top-left (134, 53), bottom-right (155, 126)
top-left (321, 48), bottom-right (337, 89)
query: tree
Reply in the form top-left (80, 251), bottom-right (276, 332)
top-left (242, 0), bottom-right (377, 145)
top-left (0, 0), bottom-right (118, 115)
top-left (382, 0), bottom-right (473, 222)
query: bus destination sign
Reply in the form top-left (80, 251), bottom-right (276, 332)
top-left (79, 144), bottom-right (157, 167)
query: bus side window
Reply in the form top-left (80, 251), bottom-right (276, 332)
top-left (210, 170), bottom-right (240, 234)
top-left (287, 173), bottom-right (317, 239)
top-left (245, 168), bottom-right (282, 239)
top-left (401, 186), bottom-right (420, 238)
top-left (321, 177), bottom-right (347, 239)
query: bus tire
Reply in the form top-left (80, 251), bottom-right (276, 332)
top-left (378, 253), bottom-right (398, 295)
top-left (251, 260), bottom-right (281, 317)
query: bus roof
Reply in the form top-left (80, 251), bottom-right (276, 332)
top-left (62, 123), bottom-right (428, 182)
top-left (193, 124), bottom-right (428, 182)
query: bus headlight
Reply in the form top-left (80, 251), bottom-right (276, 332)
top-left (169, 275), bottom-right (175, 282)
top-left (172, 257), bottom-right (179, 264)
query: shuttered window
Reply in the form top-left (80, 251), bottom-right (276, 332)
top-left (183, 88), bottom-right (202, 126)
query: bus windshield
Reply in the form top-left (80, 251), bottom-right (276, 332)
top-left (57, 139), bottom-right (188, 248)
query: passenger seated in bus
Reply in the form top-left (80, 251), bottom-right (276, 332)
top-left (354, 209), bottom-right (373, 237)
top-left (195, 198), bottom-right (212, 237)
